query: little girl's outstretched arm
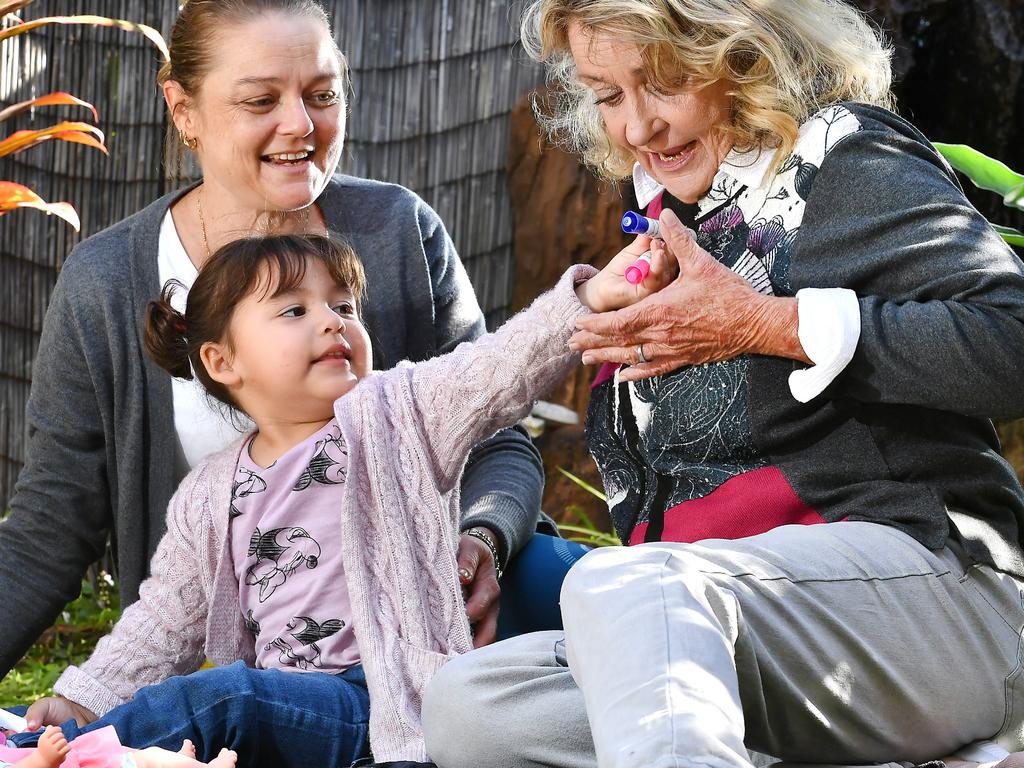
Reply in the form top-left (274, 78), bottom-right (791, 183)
top-left (329, 239), bottom-right (674, 763)
top-left (410, 235), bottom-right (676, 489)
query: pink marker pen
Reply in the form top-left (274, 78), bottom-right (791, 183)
top-left (624, 252), bottom-right (652, 285)
top-left (621, 211), bottom-right (662, 284)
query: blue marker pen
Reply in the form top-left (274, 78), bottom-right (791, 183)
top-left (621, 211), bottom-right (661, 239)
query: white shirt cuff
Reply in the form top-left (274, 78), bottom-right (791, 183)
top-left (788, 288), bottom-right (861, 403)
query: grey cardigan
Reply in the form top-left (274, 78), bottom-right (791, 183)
top-left (0, 174), bottom-right (543, 673)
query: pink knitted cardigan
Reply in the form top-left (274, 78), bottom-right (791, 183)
top-left (53, 264), bottom-right (596, 763)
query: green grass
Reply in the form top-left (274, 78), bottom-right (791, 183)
top-left (0, 574), bottom-right (120, 707)
top-left (556, 468), bottom-right (621, 548)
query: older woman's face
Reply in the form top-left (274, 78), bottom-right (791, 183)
top-left (181, 12), bottom-right (346, 214)
top-left (568, 23), bottom-right (734, 203)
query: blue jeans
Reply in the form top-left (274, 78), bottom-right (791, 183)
top-left (10, 661), bottom-right (370, 768)
top-left (8, 533), bottom-right (590, 764)
top-left (496, 532), bottom-right (592, 639)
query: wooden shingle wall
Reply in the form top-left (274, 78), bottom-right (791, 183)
top-left (0, 1), bottom-right (542, 507)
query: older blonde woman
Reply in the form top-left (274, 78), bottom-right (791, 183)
top-left (0, 1), bottom-right (550, 765)
top-left (422, 1), bottom-right (1024, 767)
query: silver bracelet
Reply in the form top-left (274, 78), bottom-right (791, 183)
top-left (465, 528), bottom-right (504, 581)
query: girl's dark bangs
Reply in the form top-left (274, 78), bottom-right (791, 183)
top-left (214, 235), bottom-right (361, 306)
top-left (254, 243), bottom-right (311, 300)
top-left (323, 249), bottom-right (365, 304)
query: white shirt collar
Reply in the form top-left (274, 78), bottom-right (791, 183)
top-left (718, 144), bottom-right (777, 189)
top-left (631, 143), bottom-right (777, 210)
top-left (632, 163), bottom-right (665, 208)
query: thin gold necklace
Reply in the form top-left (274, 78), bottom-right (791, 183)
top-left (197, 186), bottom-right (211, 258)
top-left (197, 185), bottom-right (321, 259)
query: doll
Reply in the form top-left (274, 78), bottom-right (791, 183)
top-left (0, 726), bottom-right (236, 768)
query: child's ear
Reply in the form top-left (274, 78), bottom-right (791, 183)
top-left (200, 341), bottom-right (242, 389)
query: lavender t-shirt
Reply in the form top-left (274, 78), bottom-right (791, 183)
top-left (229, 421), bottom-right (360, 673)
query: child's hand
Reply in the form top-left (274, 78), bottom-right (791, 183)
top-left (25, 697), bottom-right (96, 730)
top-left (37, 726), bottom-right (71, 767)
top-left (575, 233), bottom-right (679, 314)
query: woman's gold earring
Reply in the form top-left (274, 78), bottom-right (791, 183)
top-left (180, 130), bottom-right (198, 151)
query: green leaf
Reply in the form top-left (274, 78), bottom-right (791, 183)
top-left (556, 524), bottom-right (621, 548)
top-left (993, 224), bottom-right (1024, 247)
top-left (556, 467), bottom-right (608, 502)
top-left (568, 504), bottom-right (596, 531)
top-left (1004, 182), bottom-right (1024, 212)
top-left (933, 142), bottom-right (1024, 201)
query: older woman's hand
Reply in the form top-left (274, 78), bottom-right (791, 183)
top-left (570, 209), bottom-right (809, 381)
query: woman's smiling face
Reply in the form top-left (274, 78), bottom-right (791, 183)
top-left (173, 11), bottom-right (346, 214)
top-left (568, 22), bottom-right (734, 203)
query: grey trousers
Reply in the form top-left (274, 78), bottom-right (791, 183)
top-left (422, 523), bottom-right (1024, 768)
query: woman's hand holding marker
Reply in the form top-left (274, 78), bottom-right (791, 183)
top-left (24, 695), bottom-right (97, 730)
top-left (571, 208), bottom-right (775, 378)
top-left (0, 709), bottom-right (27, 733)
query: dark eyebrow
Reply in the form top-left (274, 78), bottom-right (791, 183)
top-left (268, 284), bottom-right (354, 302)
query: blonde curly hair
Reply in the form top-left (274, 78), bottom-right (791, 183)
top-left (521, 0), bottom-right (895, 181)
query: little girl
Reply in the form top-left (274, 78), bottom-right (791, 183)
top-left (25, 232), bottom-right (671, 768)
top-left (1, 725), bottom-right (235, 768)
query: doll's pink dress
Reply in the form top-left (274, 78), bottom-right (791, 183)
top-left (0, 727), bottom-right (133, 768)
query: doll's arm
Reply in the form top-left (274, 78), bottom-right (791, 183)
top-left (17, 726), bottom-right (71, 768)
top-left (129, 743), bottom-right (237, 768)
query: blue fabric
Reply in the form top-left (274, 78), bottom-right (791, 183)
top-left (497, 532), bottom-right (592, 639)
top-left (9, 661), bottom-right (370, 768)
